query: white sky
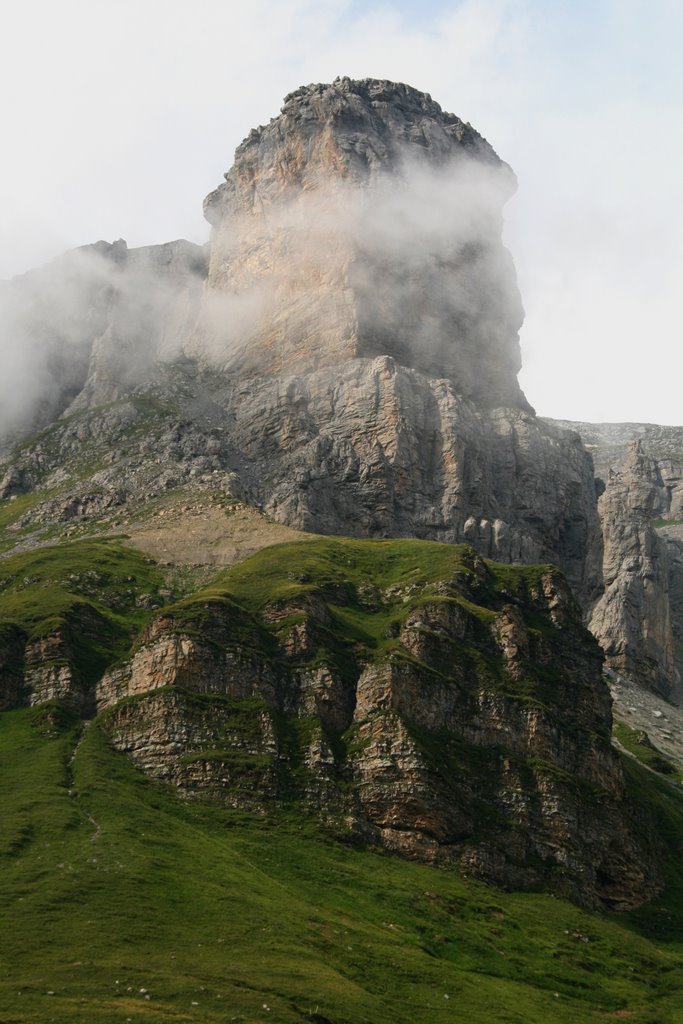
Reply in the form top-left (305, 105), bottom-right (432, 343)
top-left (1, 0), bottom-right (681, 425)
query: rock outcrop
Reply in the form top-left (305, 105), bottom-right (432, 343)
top-left (0, 531), bottom-right (665, 908)
top-left (3, 80), bottom-right (680, 705)
top-left (92, 538), bottom-right (659, 911)
top-left (590, 443), bottom-right (680, 698)
top-left (547, 421), bottom-right (683, 701)
top-left (0, 81), bottom-right (604, 611)
top-left (1, 78), bottom-right (679, 913)
top-left (217, 358), bottom-right (602, 606)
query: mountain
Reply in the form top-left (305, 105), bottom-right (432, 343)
top-left (2, 77), bottom-right (683, 1022)
top-left (546, 420), bottom-right (683, 701)
top-left (0, 80), bottom-right (602, 600)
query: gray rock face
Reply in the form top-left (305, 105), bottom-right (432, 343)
top-left (547, 421), bottom-right (683, 701)
top-left (0, 80), bottom-right (602, 605)
top-left (219, 356), bottom-right (601, 606)
top-left (1, 78), bottom-right (680, 913)
top-left (0, 353), bottom-right (602, 609)
top-left (590, 443), bottom-right (679, 697)
top-left (547, 420), bottom-right (683, 483)
top-left (2, 78), bottom-right (679, 708)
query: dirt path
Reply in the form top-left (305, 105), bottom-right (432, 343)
top-left (67, 722), bottom-right (102, 842)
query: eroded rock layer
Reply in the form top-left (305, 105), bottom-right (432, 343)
top-left (1, 534), bottom-right (657, 909)
top-left (90, 539), bottom-right (657, 911)
top-left (0, 79), bottom-right (679, 917)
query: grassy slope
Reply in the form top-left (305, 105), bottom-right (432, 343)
top-left (614, 722), bottom-right (683, 784)
top-left (1, 706), bottom-right (683, 1024)
top-left (2, 537), bottom-right (683, 1022)
top-left (166, 537), bottom-right (560, 668)
top-left (0, 541), bottom-right (164, 683)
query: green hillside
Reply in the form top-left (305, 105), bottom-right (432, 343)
top-left (2, 702), bottom-right (683, 1024)
top-left (2, 536), bottom-right (683, 1021)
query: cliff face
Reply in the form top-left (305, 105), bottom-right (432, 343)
top-left (99, 542), bottom-right (659, 910)
top-left (0, 536), bottom-right (654, 911)
top-left (216, 359), bottom-right (601, 605)
top-left (198, 78), bottom-right (527, 410)
top-left (0, 80), bottom-right (604, 610)
top-left (3, 80), bottom-right (680, 704)
top-left (187, 79), bottom-right (601, 602)
top-left (0, 79), bottom-right (680, 913)
top-left (591, 444), bottom-right (680, 698)
top-left (547, 421), bottom-right (683, 701)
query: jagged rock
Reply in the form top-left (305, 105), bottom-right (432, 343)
top-left (0, 78), bottom-right (677, 914)
top-left (0, 80), bottom-right (603, 614)
top-left (2, 606), bottom-right (113, 716)
top-left (589, 443), bottom-right (679, 697)
top-left (103, 688), bottom-right (281, 807)
top-left (216, 357), bottom-right (602, 606)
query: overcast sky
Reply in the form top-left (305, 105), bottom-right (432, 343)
top-left (1, 0), bottom-right (681, 424)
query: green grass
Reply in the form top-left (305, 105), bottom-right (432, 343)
top-left (0, 540), bottom-right (164, 685)
top-left (0, 490), bottom-right (51, 554)
top-left (160, 538), bottom-right (568, 697)
top-left (2, 705), bottom-right (683, 1023)
top-left (2, 536), bottom-right (683, 1020)
top-left (614, 722), bottom-right (682, 783)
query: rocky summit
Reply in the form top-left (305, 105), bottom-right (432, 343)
top-left (0, 78), bottom-right (682, 937)
top-left (200, 78), bottom-right (526, 409)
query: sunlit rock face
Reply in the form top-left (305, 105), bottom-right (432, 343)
top-left (198, 78), bottom-right (528, 410)
top-left (91, 547), bottom-right (659, 912)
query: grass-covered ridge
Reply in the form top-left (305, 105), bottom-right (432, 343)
top-left (0, 540), bottom-right (164, 685)
top-left (158, 537), bottom-right (582, 708)
top-left (2, 705), bottom-right (683, 1023)
top-left (614, 721), bottom-right (683, 782)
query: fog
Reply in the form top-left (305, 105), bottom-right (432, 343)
top-left (0, 142), bottom-right (527, 441)
top-left (193, 144), bottom-right (526, 409)
top-left (0, 241), bottom-right (207, 444)
top-left (1, 1), bottom-right (681, 425)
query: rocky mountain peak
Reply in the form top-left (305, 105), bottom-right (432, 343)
top-left (205, 77), bottom-right (509, 219)
top-left (197, 79), bottom-right (527, 408)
